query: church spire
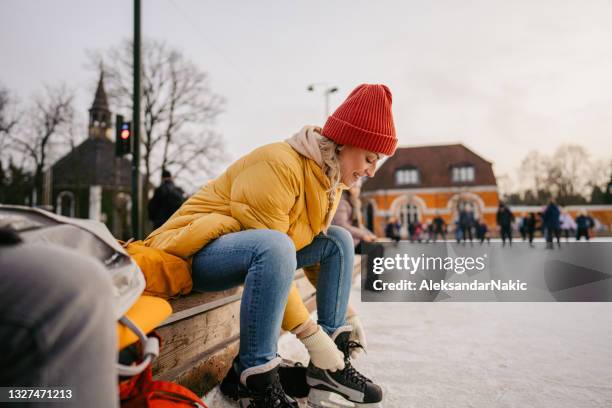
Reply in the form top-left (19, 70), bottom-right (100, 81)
top-left (92, 70), bottom-right (109, 111)
top-left (88, 67), bottom-right (112, 139)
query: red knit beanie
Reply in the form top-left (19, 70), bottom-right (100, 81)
top-left (321, 84), bottom-right (397, 156)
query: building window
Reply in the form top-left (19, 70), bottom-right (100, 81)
top-left (401, 203), bottom-right (420, 224)
top-left (452, 166), bottom-right (475, 183)
top-left (395, 168), bottom-right (419, 185)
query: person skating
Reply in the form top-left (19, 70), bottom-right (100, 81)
top-left (518, 216), bottom-right (527, 241)
top-left (575, 210), bottom-right (595, 241)
top-left (408, 220), bottom-right (416, 242)
top-left (475, 218), bottom-right (490, 244)
top-left (425, 221), bottom-right (434, 242)
top-left (524, 212), bottom-right (537, 247)
top-left (432, 213), bottom-right (446, 242)
top-left (496, 202), bottom-right (515, 246)
top-left (454, 218), bottom-right (463, 243)
top-left (143, 84), bottom-right (393, 407)
top-left (412, 220), bottom-right (424, 242)
top-left (542, 198), bottom-right (561, 249)
top-left (458, 204), bottom-right (475, 245)
top-left (559, 210), bottom-right (576, 242)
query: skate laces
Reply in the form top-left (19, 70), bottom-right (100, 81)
top-left (340, 359), bottom-right (368, 389)
top-left (347, 340), bottom-right (365, 356)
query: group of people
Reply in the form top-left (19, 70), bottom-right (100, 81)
top-left (384, 214), bottom-right (450, 243)
top-left (380, 203), bottom-right (511, 246)
top-left (495, 199), bottom-right (597, 249)
top-left (375, 200), bottom-right (598, 249)
top-left (527, 199), bottom-right (596, 249)
top-left (453, 205), bottom-right (496, 245)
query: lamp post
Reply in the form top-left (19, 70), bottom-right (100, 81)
top-left (307, 83), bottom-right (338, 118)
top-left (132, 0), bottom-right (142, 239)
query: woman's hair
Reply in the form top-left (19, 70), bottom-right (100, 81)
top-left (318, 134), bottom-right (343, 212)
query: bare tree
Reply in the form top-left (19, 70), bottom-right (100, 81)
top-left (514, 146), bottom-right (610, 205)
top-left (587, 158), bottom-right (612, 191)
top-left (90, 39), bottom-right (226, 192)
top-left (518, 150), bottom-right (549, 194)
top-left (0, 83), bottom-right (20, 154)
top-left (546, 144), bottom-right (591, 203)
top-left (495, 173), bottom-right (513, 201)
top-left (9, 84), bottom-right (75, 204)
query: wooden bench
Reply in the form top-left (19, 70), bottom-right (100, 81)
top-left (152, 257), bottom-right (361, 396)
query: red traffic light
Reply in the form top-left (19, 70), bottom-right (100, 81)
top-left (116, 115), bottom-right (132, 157)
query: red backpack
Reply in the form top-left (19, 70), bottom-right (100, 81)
top-left (119, 364), bottom-right (206, 407)
top-left (118, 331), bottom-right (207, 408)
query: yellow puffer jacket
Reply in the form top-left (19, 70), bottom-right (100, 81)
top-left (143, 141), bottom-right (342, 330)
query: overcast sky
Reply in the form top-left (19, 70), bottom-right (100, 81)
top-left (2, 0), bottom-right (611, 189)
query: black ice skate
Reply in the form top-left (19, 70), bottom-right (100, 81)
top-left (221, 357), bottom-right (310, 400)
top-left (234, 357), bottom-right (299, 408)
top-left (306, 326), bottom-right (382, 408)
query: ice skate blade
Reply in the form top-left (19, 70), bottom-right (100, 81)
top-left (307, 388), bottom-right (382, 408)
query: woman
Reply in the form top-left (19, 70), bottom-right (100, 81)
top-left (144, 84), bottom-right (396, 408)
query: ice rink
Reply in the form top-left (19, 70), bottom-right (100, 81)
top-left (204, 240), bottom-right (612, 407)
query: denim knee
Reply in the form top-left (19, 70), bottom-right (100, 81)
top-left (254, 230), bottom-right (297, 280)
top-left (326, 226), bottom-right (355, 260)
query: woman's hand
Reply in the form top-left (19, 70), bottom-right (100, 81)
top-left (362, 234), bottom-right (377, 243)
top-left (299, 326), bottom-right (345, 371)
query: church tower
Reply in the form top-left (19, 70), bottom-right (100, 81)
top-left (88, 71), bottom-right (112, 139)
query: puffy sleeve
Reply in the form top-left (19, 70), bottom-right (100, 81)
top-left (229, 161), bottom-right (298, 232)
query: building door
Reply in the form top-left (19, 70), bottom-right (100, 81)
top-left (400, 203), bottom-right (419, 238)
top-left (453, 200), bottom-right (480, 224)
top-left (56, 191), bottom-right (75, 218)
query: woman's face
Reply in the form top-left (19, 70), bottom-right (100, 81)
top-left (338, 145), bottom-right (381, 187)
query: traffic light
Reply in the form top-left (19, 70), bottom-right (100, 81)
top-left (115, 115), bottom-right (132, 157)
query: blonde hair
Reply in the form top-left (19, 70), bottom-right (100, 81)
top-left (317, 133), bottom-right (343, 212)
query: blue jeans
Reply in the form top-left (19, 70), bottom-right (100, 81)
top-left (191, 225), bottom-right (354, 372)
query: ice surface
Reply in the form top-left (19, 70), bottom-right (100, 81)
top-left (203, 277), bottom-right (612, 407)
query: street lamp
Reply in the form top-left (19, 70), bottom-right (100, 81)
top-left (307, 83), bottom-right (339, 118)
